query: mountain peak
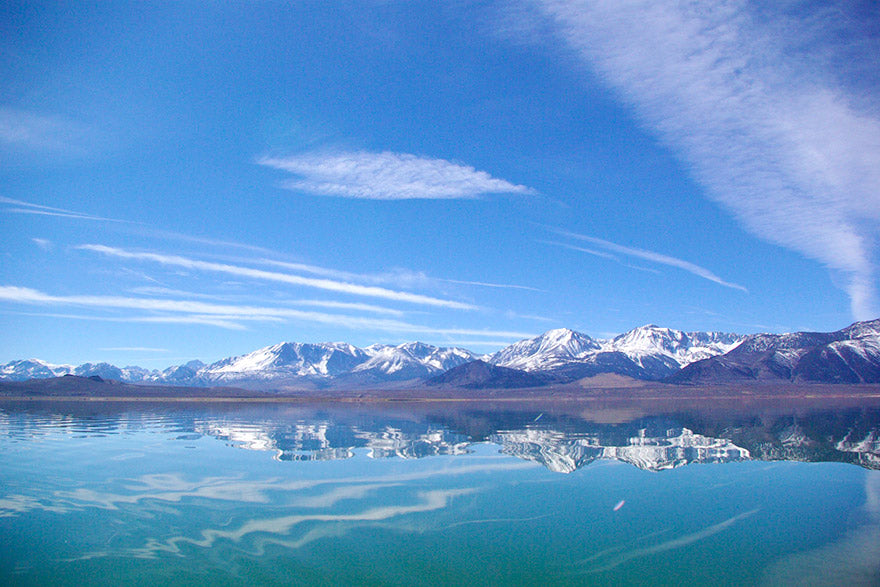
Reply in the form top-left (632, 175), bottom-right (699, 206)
top-left (5, 320), bottom-right (873, 388)
top-left (488, 328), bottom-right (600, 372)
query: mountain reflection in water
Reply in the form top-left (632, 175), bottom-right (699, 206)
top-left (6, 399), bottom-right (875, 473)
top-left (196, 404), bottom-right (880, 473)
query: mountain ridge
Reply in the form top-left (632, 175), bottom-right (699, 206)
top-left (3, 319), bottom-right (879, 388)
top-left (669, 318), bottom-right (880, 384)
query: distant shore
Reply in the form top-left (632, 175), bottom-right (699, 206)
top-left (1, 375), bottom-right (879, 405)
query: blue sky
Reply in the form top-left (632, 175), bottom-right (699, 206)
top-left (2, 1), bottom-right (879, 368)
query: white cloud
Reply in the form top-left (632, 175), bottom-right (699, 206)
top-left (0, 196), bottom-right (124, 223)
top-left (538, 240), bottom-right (618, 261)
top-left (258, 150), bottom-right (535, 200)
top-left (78, 245), bottom-right (477, 310)
top-left (0, 107), bottom-right (90, 153)
top-left (0, 285), bottom-right (533, 339)
top-left (128, 286), bottom-right (406, 317)
top-left (0, 310), bottom-right (262, 331)
top-left (98, 347), bottom-right (169, 353)
top-left (259, 259), bottom-right (540, 293)
top-left (526, 0), bottom-right (880, 318)
top-left (439, 340), bottom-right (521, 350)
top-left (31, 238), bottom-right (52, 251)
top-left (550, 230), bottom-right (748, 292)
top-left (439, 278), bottom-right (545, 292)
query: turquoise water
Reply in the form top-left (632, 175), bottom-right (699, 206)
top-left (1, 402), bottom-right (879, 586)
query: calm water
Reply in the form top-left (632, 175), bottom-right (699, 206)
top-left (1, 400), bottom-right (879, 586)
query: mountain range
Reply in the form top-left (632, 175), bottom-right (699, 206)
top-left (3, 319), bottom-right (880, 388)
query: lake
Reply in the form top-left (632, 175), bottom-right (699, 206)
top-left (1, 399), bottom-right (879, 586)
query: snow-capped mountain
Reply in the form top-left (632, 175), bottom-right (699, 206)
top-left (199, 342), bottom-right (369, 383)
top-left (487, 325), bottom-right (743, 381)
top-left (487, 328), bottom-right (601, 372)
top-left (0, 341), bottom-right (476, 387)
top-left (157, 360), bottom-right (207, 384)
top-left (3, 320), bottom-right (878, 388)
top-left (194, 341), bottom-right (477, 386)
top-left (610, 325), bottom-right (742, 365)
top-left (0, 359), bottom-right (73, 381)
top-left (670, 318), bottom-right (880, 384)
top-left (352, 342), bottom-right (476, 380)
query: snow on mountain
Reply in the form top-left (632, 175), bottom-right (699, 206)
top-left (487, 325), bottom-right (743, 380)
top-left (607, 324), bottom-right (743, 368)
top-left (5, 320), bottom-right (878, 387)
top-left (157, 360), bottom-right (206, 385)
top-left (0, 359), bottom-right (73, 381)
top-left (671, 318), bottom-right (880, 383)
top-left (73, 362), bottom-right (127, 381)
top-left (192, 340), bottom-right (477, 385)
top-left (0, 340), bottom-right (475, 387)
top-left (200, 342), bottom-right (368, 382)
top-left (353, 343), bottom-right (476, 380)
top-left (488, 328), bottom-right (602, 371)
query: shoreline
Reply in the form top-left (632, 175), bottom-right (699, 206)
top-left (3, 392), bottom-right (880, 403)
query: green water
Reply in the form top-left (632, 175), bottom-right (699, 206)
top-left (1, 402), bottom-right (878, 586)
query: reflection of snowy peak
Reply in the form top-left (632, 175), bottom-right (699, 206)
top-left (837, 430), bottom-right (880, 469)
top-left (195, 419), bottom-right (470, 462)
top-left (176, 409), bottom-right (880, 472)
top-left (491, 427), bottom-right (749, 473)
top-left (488, 325), bottom-right (743, 380)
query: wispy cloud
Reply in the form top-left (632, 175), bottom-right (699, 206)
top-left (0, 286), bottom-right (533, 339)
top-left (98, 347), bottom-right (169, 353)
top-left (436, 340), bottom-right (519, 350)
top-left (258, 150), bottom-right (535, 200)
top-left (548, 230), bottom-right (748, 292)
top-left (524, 1), bottom-right (880, 318)
top-left (503, 310), bottom-right (556, 323)
top-left (0, 107), bottom-right (91, 153)
top-left (0, 310), bottom-right (263, 331)
top-left (538, 240), bottom-right (618, 261)
top-left (7, 197), bottom-right (534, 299)
top-left (31, 238), bottom-right (52, 251)
top-left (259, 259), bottom-right (540, 293)
top-left (439, 278), bottom-right (545, 292)
top-left (0, 196), bottom-right (124, 223)
top-left (128, 286), bottom-right (406, 317)
top-left (78, 245), bottom-right (476, 310)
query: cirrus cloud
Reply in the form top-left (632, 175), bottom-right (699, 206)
top-left (523, 0), bottom-right (880, 319)
top-left (258, 150), bottom-right (535, 200)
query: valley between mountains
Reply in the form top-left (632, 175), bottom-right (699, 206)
top-left (3, 320), bottom-right (880, 392)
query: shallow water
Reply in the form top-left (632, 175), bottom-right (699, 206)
top-left (1, 400), bottom-right (879, 586)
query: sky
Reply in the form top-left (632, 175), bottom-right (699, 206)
top-left (1, 0), bottom-right (879, 369)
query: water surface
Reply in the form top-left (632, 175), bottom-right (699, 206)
top-left (1, 400), bottom-right (879, 586)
